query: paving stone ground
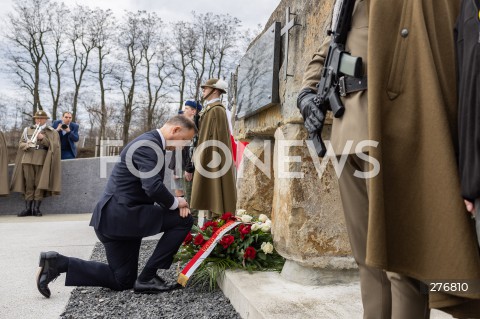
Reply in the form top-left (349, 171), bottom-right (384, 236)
top-left (61, 240), bottom-right (241, 319)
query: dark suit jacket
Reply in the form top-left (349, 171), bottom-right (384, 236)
top-left (90, 130), bottom-right (176, 237)
top-left (52, 120), bottom-right (79, 157)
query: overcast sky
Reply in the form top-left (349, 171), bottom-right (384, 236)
top-left (0, 0), bottom-right (280, 30)
top-left (0, 0), bottom-right (281, 104)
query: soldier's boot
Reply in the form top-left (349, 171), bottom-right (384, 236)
top-left (18, 200), bottom-right (33, 217)
top-left (33, 200), bottom-right (43, 217)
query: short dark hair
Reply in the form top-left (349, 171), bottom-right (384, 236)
top-left (166, 115), bottom-right (198, 133)
top-left (62, 111), bottom-right (72, 117)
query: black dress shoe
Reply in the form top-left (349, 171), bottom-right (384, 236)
top-left (36, 251), bottom-right (60, 298)
top-left (133, 275), bottom-right (179, 294)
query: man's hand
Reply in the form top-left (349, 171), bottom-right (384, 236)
top-left (37, 133), bottom-right (44, 141)
top-left (184, 172), bottom-right (193, 182)
top-left (297, 88), bottom-right (326, 134)
top-left (56, 124), bottom-right (62, 131)
top-left (177, 197), bottom-right (189, 208)
top-left (21, 143), bottom-right (30, 151)
top-left (465, 200), bottom-right (475, 215)
top-left (179, 207), bottom-right (191, 218)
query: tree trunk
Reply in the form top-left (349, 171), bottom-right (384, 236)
top-left (98, 47), bottom-right (107, 140)
top-left (34, 61), bottom-right (42, 114)
top-left (146, 54), bottom-right (154, 131)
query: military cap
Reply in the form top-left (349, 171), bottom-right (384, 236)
top-left (200, 78), bottom-right (228, 94)
top-left (33, 110), bottom-right (50, 119)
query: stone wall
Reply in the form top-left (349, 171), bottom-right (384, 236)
top-left (0, 154), bottom-right (174, 215)
top-left (234, 0), bottom-right (356, 279)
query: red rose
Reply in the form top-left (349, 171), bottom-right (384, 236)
top-left (193, 233), bottom-right (206, 246)
top-left (238, 224), bottom-right (251, 240)
top-left (244, 246), bottom-right (256, 260)
top-left (183, 233), bottom-right (193, 245)
top-left (219, 235), bottom-right (235, 249)
top-left (220, 212), bottom-right (234, 221)
top-left (201, 221), bottom-right (218, 231)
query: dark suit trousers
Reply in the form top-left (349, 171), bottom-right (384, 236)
top-left (65, 212), bottom-right (193, 290)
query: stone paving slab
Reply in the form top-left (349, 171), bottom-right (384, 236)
top-left (219, 270), bottom-right (453, 319)
top-left (0, 214), bottom-right (96, 319)
top-left (0, 214), bottom-right (455, 319)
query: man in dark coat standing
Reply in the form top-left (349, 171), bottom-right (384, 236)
top-left (36, 115), bottom-right (197, 297)
top-left (52, 112), bottom-right (80, 160)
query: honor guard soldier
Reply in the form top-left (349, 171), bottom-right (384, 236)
top-left (10, 110), bottom-right (61, 216)
top-left (190, 79), bottom-right (237, 220)
top-left (0, 130), bottom-right (8, 196)
top-left (298, 0), bottom-right (480, 317)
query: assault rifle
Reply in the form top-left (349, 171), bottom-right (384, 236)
top-left (187, 103), bottom-right (201, 171)
top-left (311, 0), bottom-right (364, 157)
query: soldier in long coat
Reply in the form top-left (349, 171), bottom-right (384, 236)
top-left (0, 131), bottom-right (9, 196)
top-left (11, 111), bottom-right (61, 216)
top-left (190, 78), bottom-right (237, 218)
top-left (299, 0), bottom-right (480, 317)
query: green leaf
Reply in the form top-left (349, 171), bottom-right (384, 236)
top-left (257, 252), bottom-right (267, 260)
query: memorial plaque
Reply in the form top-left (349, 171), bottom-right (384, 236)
top-left (235, 22), bottom-right (281, 120)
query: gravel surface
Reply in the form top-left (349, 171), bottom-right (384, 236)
top-left (61, 240), bottom-right (241, 319)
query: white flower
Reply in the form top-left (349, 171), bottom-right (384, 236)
top-left (236, 209), bottom-right (247, 216)
top-left (261, 242), bottom-right (274, 254)
top-left (265, 219), bottom-right (272, 226)
top-left (261, 223), bottom-right (271, 232)
top-left (241, 214), bottom-right (253, 223)
top-left (258, 214), bottom-right (268, 222)
top-left (251, 223), bottom-right (261, 231)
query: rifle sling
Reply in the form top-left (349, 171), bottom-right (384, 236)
top-left (339, 75), bottom-right (367, 96)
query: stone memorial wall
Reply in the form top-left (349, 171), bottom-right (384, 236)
top-left (233, 0), bottom-right (356, 284)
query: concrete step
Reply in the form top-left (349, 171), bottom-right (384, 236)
top-left (218, 270), bottom-right (452, 319)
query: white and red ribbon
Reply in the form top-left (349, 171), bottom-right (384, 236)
top-left (177, 220), bottom-right (241, 287)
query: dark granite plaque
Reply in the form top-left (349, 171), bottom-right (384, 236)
top-left (235, 22), bottom-right (281, 120)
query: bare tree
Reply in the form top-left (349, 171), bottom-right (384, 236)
top-left (117, 11), bottom-right (145, 145)
top-left (186, 12), bottom-right (241, 99)
top-left (85, 100), bottom-right (119, 139)
top-left (90, 8), bottom-right (115, 140)
top-left (204, 14), bottom-right (241, 80)
top-left (214, 14), bottom-right (241, 79)
top-left (140, 12), bottom-right (172, 131)
top-left (79, 93), bottom-right (99, 139)
top-left (0, 98), bottom-right (9, 131)
top-left (69, 5), bottom-right (97, 122)
top-left (5, 0), bottom-right (52, 116)
top-left (189, 12), bottom-right (214, 101)
top-left (42, 1), bottom-right (69, 121)
top-left (171, 21), bottom-right (196, 111)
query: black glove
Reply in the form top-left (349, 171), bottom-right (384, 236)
top-left (296, 88), bottom-right (326, 134)
top-left (297, 88), bottom-right (328, 157)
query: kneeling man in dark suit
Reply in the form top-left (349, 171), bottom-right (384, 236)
top-left (36, 115), bottom-right (197, 297)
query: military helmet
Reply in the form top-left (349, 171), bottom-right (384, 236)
top-left (33, 110), bottom-right (50, 119)
top-left (200, 78), bottom-right (228, 94)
